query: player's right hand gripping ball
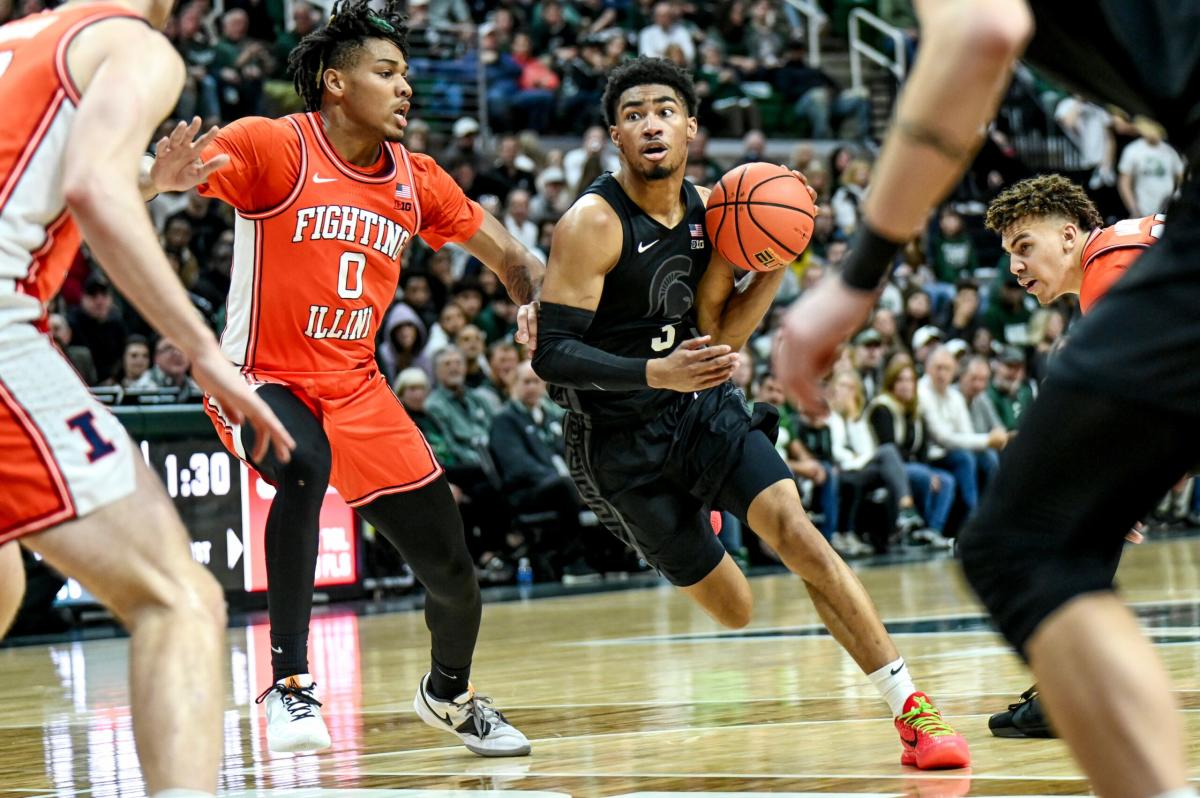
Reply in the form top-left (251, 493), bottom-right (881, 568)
top-left (705, 162), bottom-right (816, 272)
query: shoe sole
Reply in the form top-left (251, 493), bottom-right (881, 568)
top-left (902, 747), bottom-right (971, 769)
top-left (267, 733), bottom-right (332, 754)
top-left (989, 725), bottom-right (1056, 739)
top-left (412, 689), bottom-right (532, 758)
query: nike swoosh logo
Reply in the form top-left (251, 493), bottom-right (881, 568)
top-left (271, 646), bottom-right (283, 654)
top-left (421, 689), bottom-right (455, 727)
top-left (313, 174), bottom-right (336, 183)
top-left (900, 730), bottom-right (918, 748)
top-left (435, 667), bottom-right (460, 680)
top-left (890, 664), bottom-right (904, 676)
top-left (637, 240), bottom-right (659, 253)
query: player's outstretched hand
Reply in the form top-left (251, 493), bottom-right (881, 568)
top-left (190, 348), bottom-right (295, 465)
top-left (647, 335), bottom-right (738, 393)
top-left (150, 116), bottom-right (231, 194)
top-left (773, 276), bottom-right (876, 416)
top-left (515, 301), bottom-right (538, 352)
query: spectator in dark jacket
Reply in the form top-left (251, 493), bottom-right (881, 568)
top-left (489, 362), bottom-right (593, 579)
top-left (68, 275), bottom-right (127, 383)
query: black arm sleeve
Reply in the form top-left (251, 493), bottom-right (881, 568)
top-left (531, 301), bottom-right (649, 391)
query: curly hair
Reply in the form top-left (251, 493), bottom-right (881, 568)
top-left (985, 174), bottom-right (1102, 237)
top-left (288, 0), bottom-right (409, 113)
top-left (602, 57), bottom-right (698, 127)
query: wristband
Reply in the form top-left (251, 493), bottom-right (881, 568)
top-left (840, 222), bottom-right (904, 291)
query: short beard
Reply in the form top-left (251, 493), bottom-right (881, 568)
top-left (644, 164), bottom-right (672, 180)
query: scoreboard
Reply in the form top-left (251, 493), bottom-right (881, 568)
top-left (55, 407), bottom-right (359, 605)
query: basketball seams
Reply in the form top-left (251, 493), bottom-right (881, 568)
top-left (730, 163), bottom-right (753, 270)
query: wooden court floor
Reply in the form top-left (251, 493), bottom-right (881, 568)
top-left (3, 538), bottom-right (1200, 797)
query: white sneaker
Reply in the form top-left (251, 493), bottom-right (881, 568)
top-left (413, 673), bottom-right (531, 757)
top-left (256, 674), bottom-right (332, 753)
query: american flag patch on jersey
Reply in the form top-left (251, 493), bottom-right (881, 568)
top-left (395, 183), bottom-right (413, 199)
top-left (689, 223), bottom-right (704, 237)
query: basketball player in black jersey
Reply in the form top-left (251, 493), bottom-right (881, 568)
top-left (532, 57), bottom-right (970, 770)
top-left (774, 1), bottom-right (1200, 794)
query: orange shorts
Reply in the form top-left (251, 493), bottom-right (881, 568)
top-left (205, 369), bottom-right (442, 507)
top-left (0, 327), bottom-right (135, 544)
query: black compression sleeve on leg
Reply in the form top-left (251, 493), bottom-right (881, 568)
top-left (532, 301), bottom-right (649, 391)
top-left (357, 477), bottom-right (482, 690)
top-left (840, 222), bottom-right (903, 292)
top-left (241, 384), bottom-right (332, 682)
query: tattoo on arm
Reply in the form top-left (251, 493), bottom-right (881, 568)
top-left (502, 260), bottom-right (539, 305)
top-left (894, 118), bottom-right (980, 162)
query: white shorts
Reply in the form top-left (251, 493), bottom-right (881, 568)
top-left (0, 325), bottom-right (135, 545)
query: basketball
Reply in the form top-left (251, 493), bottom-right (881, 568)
top-left (705, 162), bottom-right (816, 272)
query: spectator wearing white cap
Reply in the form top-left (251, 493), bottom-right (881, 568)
top-left (530, 166), bottom-right (572, 221)
top-left (910, 324), bottom-right (943, 366)
top-left (440, 116), bottom-right (483, 169)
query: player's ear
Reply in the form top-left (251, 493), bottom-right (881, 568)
top-left (1061, 222), bottom-right (1077, 251)
top-left (323, 68), bottom-right (346, 100)
top-left (686, 115), bottom-right (698, 141)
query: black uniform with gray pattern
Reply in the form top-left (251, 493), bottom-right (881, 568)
top-left (553, 173), bottom-right (790, 587)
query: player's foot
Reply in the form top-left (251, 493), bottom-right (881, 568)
top-left (413, 673), bottom-right (531, 757)
top-left (256, 674), bottom-right (332, 753)
top-left (988, 684), bottom-right (1055, 738)
top-left (895, 692), bottom-right (971, 769)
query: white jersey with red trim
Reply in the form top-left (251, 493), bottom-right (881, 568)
top-left (0, 3), bottom-right (142, 332)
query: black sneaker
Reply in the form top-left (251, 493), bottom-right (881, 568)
top-left (988, 685), bottom-right (1056, 738)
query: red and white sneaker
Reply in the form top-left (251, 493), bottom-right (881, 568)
top-left (894, 692), bottom-right (970, 769)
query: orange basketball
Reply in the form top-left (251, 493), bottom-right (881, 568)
top-left (705, 162), bottom-right (816, 272)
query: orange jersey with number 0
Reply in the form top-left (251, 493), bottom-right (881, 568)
top-left (199, 113), bottom-right (483, 378)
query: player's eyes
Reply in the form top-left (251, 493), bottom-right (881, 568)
top-left (380, 71), bottom-right (393, 78)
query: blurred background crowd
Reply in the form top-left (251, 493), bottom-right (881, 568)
top-left (9, 0), bottom-right (1193, 585)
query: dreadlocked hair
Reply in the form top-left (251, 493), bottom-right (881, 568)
top-left (985, 174), bottom-right (1102, 237)
top-left (288, 0), bottom-right (410, 112)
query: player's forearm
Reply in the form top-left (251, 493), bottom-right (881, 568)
top-left (498, 250), bottom-right (543, 305)
top-left (705, 268), bottom-right (784, 351)
top-left (861, 0), bottom-right (1032, 243)
top-left (67, 177), bottom-right (218, 358)
top-left (531, 301), bottom-right (648, 391)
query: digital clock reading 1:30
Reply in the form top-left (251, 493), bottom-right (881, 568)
top-left (162, 451), bottom-right (234, 499)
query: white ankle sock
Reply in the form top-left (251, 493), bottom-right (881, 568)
top-left (151, 791), bottom-right (215, 798)
top-left (1151, 790), bottom-right (1198, 798)
top-left (868, 657), bottom-right (917, 716)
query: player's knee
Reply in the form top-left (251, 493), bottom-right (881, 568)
top-left (280, 439), bottom-right (332, 494)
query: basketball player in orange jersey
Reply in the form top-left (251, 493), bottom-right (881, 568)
top-left (532, 57), bottom-right (969, 770)
top-left (981, 173), bottom-right (1160, 738)
top-left (0, 0), bottom-right (294, 796)
top-left (162, 0), bottom-right (540, 756)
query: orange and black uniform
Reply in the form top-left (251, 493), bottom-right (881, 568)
top-left (197, 113), bottom-right (489, 686)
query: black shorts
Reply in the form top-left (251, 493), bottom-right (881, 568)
top-left (564, 382), bottom-right (793, 586)
top-left (1051, 174), bottom-right (1200, 414)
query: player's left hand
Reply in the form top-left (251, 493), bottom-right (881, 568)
top-left (516, 301), bottom-right (538, 352)
top-left (150, 116), bottom-right (231, 194)
top-left (1126, 522), bottom-right (1145, 544)
top-left (773, 276), bottom-right (876, 416)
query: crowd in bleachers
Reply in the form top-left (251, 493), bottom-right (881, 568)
top-left (7, 0), bottom-right (1196, 585)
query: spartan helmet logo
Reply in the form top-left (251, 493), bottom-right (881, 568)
top-left (646, 254), bottom-right (696, 319)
